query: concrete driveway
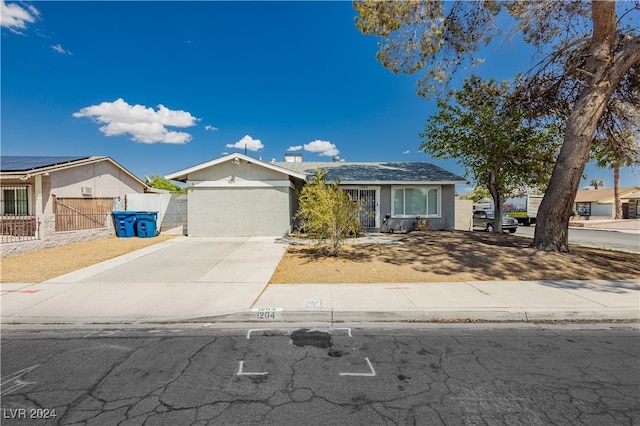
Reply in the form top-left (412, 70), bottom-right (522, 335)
top-left (1, 237), bottom-right (288, 324)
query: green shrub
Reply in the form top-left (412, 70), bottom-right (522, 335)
top-left (296, 170), bottom-right (362, 256)
top-left (412, 216), bottom-right (429, 231)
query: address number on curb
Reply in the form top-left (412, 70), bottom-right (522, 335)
top-left (252, 307), bottom-right (283, 320)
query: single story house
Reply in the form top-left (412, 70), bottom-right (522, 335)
top-left (0, 155), bottom-right (147, 256)
top-left (625, 192), bottom-right (640, 220)
top-left (573, 187), bottom-right (640, 219)
top-left (165, 153), bottom-right (467, 237)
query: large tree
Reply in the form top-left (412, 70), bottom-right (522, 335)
top-left (355, 0), bottom-right (640, 252)
top-left (421, 76), bottom-right (559, 232)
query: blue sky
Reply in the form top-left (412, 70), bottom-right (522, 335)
top-left (2, 1), bottom-right (638, 192)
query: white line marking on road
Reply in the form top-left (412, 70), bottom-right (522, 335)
top-left (236, 361), bottom-right (268, 376)
top-left (246, 329), bottom-right (273, 339)
top-left (1, 364), bottom-right (40, 396)
top-left (333, 327), bottom-right (352, 337)
top-left (339, 357), bottom-right (376, 377)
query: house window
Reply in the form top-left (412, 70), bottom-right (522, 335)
top-left (392, 187), bottom-right (440, 217)
top-left (576, 202), bottom-right (591, 216)
top-left (635, 201), bottom-right (640, 217)
top-left (1, 186), bottom-right (29, 215)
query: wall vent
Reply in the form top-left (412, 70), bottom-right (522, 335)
top-left (81, 186), bottom-right (93, 196)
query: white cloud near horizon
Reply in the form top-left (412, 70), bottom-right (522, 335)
top-left (303, 140), bottom-right (339, 157)
top-left (287, 145), bottom-right (303, 152)
top-left (73, 98), bottom-right (198, 144)
top-left (51, 43), bottom-right (72, 55)
top-left (1, 0), bottom-right (39, 34)
top-left (225, 135), bottom-right (264, 152)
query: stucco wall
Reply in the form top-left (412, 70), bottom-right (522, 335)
top-left (183, 157), bottom-right (299, 236)
top-left (190, 160), bottom-right (286, 182)
top-left (188, 186), bottom-right (291, 236)
top-left (126, 193), bottom-right (187, 235)
top-left (49, 161), bottom-right (144, 198)
top-left (455, 199), bottom-right (474, 231)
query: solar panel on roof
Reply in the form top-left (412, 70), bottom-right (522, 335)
top-left (0, 156), bottom-right (91, 172)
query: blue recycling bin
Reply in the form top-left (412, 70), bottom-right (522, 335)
top-left (112, 211), bottom-right (137, 237)
top-left (135, 211), bottom-right (158, 238)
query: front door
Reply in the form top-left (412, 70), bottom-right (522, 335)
top-left (344, 186), bottom-right (379, 230)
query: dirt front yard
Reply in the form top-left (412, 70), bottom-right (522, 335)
top-left (270, 231), bottom-right (640, 283)
top-left (1, 231), bottom-right (638, 284)
top-left (1, 235), bottom-right (175, 283)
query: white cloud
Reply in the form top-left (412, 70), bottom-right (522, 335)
top-left (73, 98), bottom-right (197, 144)
top-left (225, 135), bottom-right (264, 152)
top-left (51, 43), bottom-right (72, 55)
top-left (303, 140), bottom-right (339, 157)
top-left (204, 125), bottom-right (218, 131)
top-left (403, 150), bottom-right (411, 154)
top-left (287, 145), bottom-right (303, 152)
top-left (1, 0), bottom-right (40, 34)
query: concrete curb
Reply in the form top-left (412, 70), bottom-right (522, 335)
top-left (3, 308), bottom-right (637, 327)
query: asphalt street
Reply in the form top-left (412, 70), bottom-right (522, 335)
top-left (1, 324), bottom-right (638, 425)
top-left (510, 226), bottom-right (640, 253)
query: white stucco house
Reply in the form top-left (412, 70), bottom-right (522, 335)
top-left (165, 153), bottom-right (467, 237)
top-left (573, 187), bottom-right (640, 219)
top-left (0, 155), bottom-right (148, 256)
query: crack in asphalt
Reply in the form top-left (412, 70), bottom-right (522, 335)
top-left (1, 328), bottom-right (638, 425)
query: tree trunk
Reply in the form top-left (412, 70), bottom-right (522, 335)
top-left (531, 1), bottom-right (640, 252)
top-left (613, 165), bottom-right (621, 219)
top-left (532, 86), bottom-right (615, 251)
top-left (487, 171), bottom-right (503, 233)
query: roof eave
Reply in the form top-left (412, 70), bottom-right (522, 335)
top-left (165, 153), bottom-right (307, 182)
top-left (332, 180), bottom-right (469, 185)
top-left (0, 156), bottom-right (147, 189)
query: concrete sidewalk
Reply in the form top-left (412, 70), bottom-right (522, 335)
top-left (1, 237), bottom-right (638, 326)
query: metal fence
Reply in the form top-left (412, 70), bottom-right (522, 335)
top-left (54, 197), bottom-right (114, 232)
top-left (0, 215), bottom-right (39, 243)
top-left (1, 185), bottom-right (39, 243)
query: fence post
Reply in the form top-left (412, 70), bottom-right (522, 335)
top-left (36, 175), bottom-right (44, 240)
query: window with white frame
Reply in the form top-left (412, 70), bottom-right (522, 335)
top-left (635, 201), bottom-right (640, 216)
top-left (1, 186), bottom-right (29, 215)
top-left (392, 186), bottom-right (440, 217)
top-left (576, 202), bottom-right (591, 216)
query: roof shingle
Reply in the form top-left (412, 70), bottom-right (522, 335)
top-left (275, 161), bottom-right (467, 183)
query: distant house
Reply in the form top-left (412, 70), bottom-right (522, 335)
top-left (626, 192), bottom-right (640, 220)
top-left (573, 187), bottom-right (640, 219)
top-left (0, 156), bottom-right (147, 256)
top-left (165, 153), bottom-right (467, 237)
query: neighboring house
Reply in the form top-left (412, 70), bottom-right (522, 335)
top-left (573, 187), bottom-right (640, 219)
top-left (0, 156), bottom-right (147, 256)
top-left (165, 153), bottom-right (467, 237)
top-left (625, 192), bottom-right (640, 220)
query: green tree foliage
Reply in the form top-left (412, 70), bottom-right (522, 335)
top-left (146, 175), bottom-right (187, 194)
top-left (460, 186), bottom-right (491, 203)
top-left (296, 170), bottom-right (362, 256)
top-left (354, 0), bottom-right (640, 251)
top-left (421, 76), bottom-right (560, 232)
